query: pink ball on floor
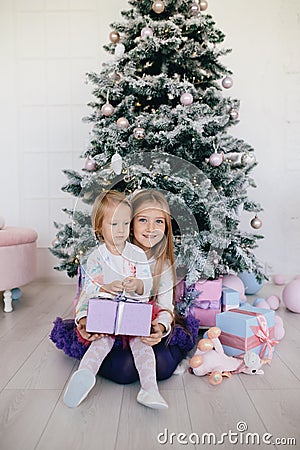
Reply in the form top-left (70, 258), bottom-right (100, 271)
top-left (266, 295), bottom-right (280, 310)
top-left (274, 315), bottom-right (283, 328)
top-left (222, 275), bottom-right (246, 302)
top-left (274, 325), bottom-right (285, 340)
top-left (282, 279), bottom-right (300, 313)
top-left (273, 274), bottom-right (286, 285)
top-left (255, 299), bottom-right (271, 310)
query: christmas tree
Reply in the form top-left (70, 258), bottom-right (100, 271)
top-left (50, 0), bottom-right (264, 284)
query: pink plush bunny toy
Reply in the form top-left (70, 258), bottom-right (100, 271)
top-left (190, 327), bottom-right (268, 385)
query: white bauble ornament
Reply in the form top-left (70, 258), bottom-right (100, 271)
top-left (111, 153), bottom-right (123, 175)
top-left (141, 26), bottom-right (154, 38)
top-left (180, 92), bottom-right (193, 106)
top-left (209, 153), bottom-right (223, 167)
top-left (117, 117), bottom-right (129, 129)
top-left (101, 103), bottom-right (115, 117)
top-left (114, 43), bottom-right (125, 60)
top-left (0, 215), bottom-right (5, 229)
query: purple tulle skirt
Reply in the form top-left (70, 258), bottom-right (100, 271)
top-left (50, 315), bottom-right (199, 360)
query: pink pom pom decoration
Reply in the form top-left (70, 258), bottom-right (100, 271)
top-left (266, 295), bottom-right (280, 310)
top-left (282, 279), bottom-right (300, 313)
top-left (273, 274), bottom-right (286, 285)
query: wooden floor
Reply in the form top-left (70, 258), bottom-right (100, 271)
top-left (0, 281), bottom-right (299, 450)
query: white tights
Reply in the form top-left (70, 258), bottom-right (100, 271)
top-left (79, 336), bottom-right (158, 392)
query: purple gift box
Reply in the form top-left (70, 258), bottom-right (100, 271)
top-left (221, 286), bottom-right (240, 312)
top-left (86, 298), bottom-right (153, 336)
top-left (191, 298), bottom-right (221, 328)
top-left (216, 305), bottom-right (277, 358)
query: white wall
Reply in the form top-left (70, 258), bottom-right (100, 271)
top-left (0, 0), bottom-right (299, 281)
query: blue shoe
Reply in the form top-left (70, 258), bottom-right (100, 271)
top-left (63, 369), bottom-right (96, 408)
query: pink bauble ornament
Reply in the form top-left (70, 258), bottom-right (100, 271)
top-left (189, 3), bottom-right (200, 16)
top-left (230, 109), bottom-right (239, 120)
top-left (266, 295), bottom-right (280, 310)
top-left (200, 0), bottom-right (208, 11)
top-left (141, 26), bottom-right (154, 38)
top-left (152, 0), bottom-right (165, 14)
top-left (117, 117), bottom-right (129, 129)
top-left (222, 275), bottom-right (246, 302)
top-left (222, 76), bottom-right (233, 89)
top-left (180, 92), bottom-right (193, 106)
top-left (101, 103), bottom-right (115, 117)
top-left (209, 153), bottom-right (223, 167)
top-left (282, 279), bottom-right (300, 313)
top-left (250, 216), bottom-right (262, 229)
top-left (273, 274), bottom-right (286, 285)
top-left (84, 157), bottom-right (96, 171)
top-left (133, 127), bottom-right (145, 140)
top-left (109, 31), bottom-right (120, 43)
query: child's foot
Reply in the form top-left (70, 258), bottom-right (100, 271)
top-left (63, 369), bottom-right (96, 408)
top-left (137, 388), bottom-right (168, 410)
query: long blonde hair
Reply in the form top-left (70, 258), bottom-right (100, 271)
top-left (92, 190), bottom-right (131, 241)
top-left (131, 190), bottom-right (176, 303)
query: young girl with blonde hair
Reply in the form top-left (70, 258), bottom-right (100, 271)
top-left (63, 190), bottom-right (168, 409)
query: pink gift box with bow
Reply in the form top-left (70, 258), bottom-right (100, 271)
top-left (86, 298), bottom-right (153, 336)
top-left (193, 277), bottom-right (222, 301)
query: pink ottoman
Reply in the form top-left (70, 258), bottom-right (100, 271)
top-left (0, 227), bottom-right (38, 312)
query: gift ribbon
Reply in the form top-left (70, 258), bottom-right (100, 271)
top-left (193, 299), bottom-right (221, 310)
top-left (220, 309), bottom-right (279, 358)
top-left (114, 291), bottom-right (145, 335)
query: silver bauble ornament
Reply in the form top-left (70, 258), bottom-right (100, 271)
top-left (241, 152), bottom-right (256, 166)
top-left (152, 0), bottom-right (165, 14)
top-left (222, 76), bottom-right (233, 89)
top-left (117, 117), bottom-right (129, 129)
top-left (141, 26), bottom-right (154, 38)
top-left (250, 216), bottom-right (263, 229)
top-left (111, 153), bottom-right (123, 175)
top-left (101, 103), bottom-right (115, 117)
top-left (133, 127), bottom-right (146, 140)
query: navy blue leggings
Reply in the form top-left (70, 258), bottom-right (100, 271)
top-left (99, 339), bottom-right (184, 384)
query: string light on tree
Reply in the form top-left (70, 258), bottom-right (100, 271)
top-left (250, 215), bottom-right (263, 229)
top-left (152, 0), bottom-right (165, 14)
